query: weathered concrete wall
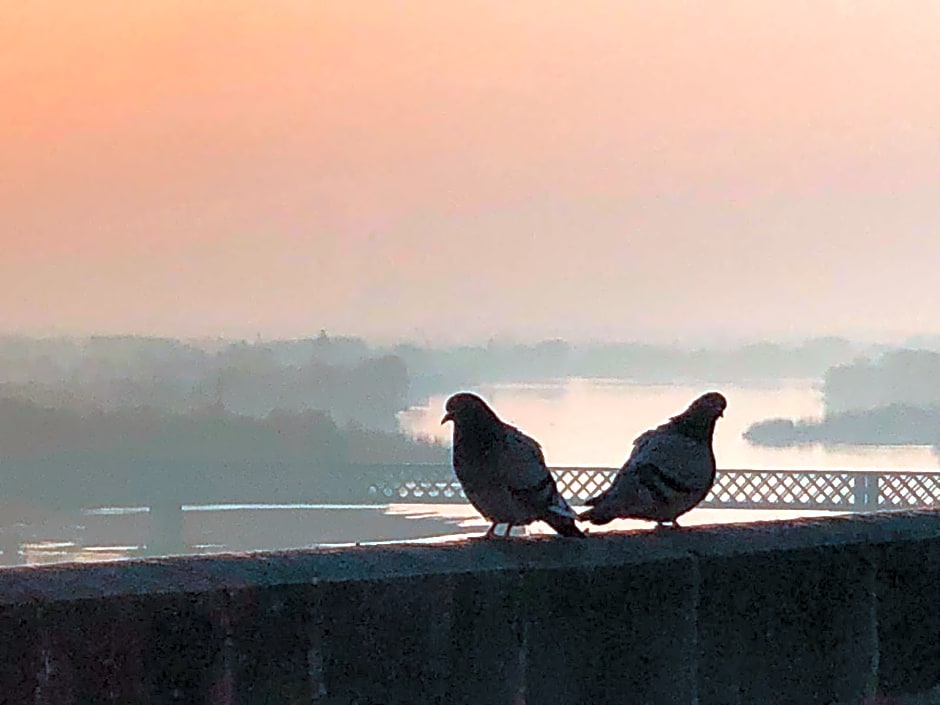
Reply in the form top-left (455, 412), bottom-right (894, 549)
top-left (0, 510), bottom-right (937, 705)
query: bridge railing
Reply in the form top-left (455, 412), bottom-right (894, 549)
top-left (359, 464), bottom-right (940, 511)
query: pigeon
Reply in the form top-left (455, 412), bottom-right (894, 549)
top-left (580, 392), bottom-right (727, 528)
top-left (441, 392), bottom-right (584, 538)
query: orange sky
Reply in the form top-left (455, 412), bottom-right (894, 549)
top-left (3, 1), bottom-right (940, 342)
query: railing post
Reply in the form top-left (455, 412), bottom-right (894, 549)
top-left (149, 501), bottom-right (186, 557)
top-left (0, 531), bottom-right (23, 566)
top-left (868, 474), bottom-right (880, 511)
top-left (851, 474), bottom-right (879, 511)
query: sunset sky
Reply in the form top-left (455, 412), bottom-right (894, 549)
top-left (3, 1), bottom-right (940, 343)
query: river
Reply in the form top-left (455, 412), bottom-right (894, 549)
top-left (3, 378), bottom-right (935, 567)
top-left (398, 377), bottom-right (940, 470)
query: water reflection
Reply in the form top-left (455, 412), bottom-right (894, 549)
top-left (2, 501), bottom-right (841, 568)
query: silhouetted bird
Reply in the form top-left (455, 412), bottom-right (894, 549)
top-left (441, 392), bottom-right (584, 538)
top-left (580, 392), bottom-right (727, 528)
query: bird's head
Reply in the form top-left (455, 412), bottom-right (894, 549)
top-left (441, 392), bottom-right (498, 427)
top-left (686, 391), bottom-right (728, 420)
top-left (670, 391), bottom-right (727, 442)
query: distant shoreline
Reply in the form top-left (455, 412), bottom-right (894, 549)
top-left (744, 404), bottom-right (940, 450)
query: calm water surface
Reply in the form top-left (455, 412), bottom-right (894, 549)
top-left (399, 378), bottom-right (940, 470)
top-left (6, 502), bottom-right (839, 568)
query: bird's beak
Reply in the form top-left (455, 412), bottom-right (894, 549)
top-left (441, 412), bottom-right (453, 425)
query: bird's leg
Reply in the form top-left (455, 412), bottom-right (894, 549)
top-left (484, 522), bottom-right (499, 539)
top-left (503, 524), bottom-right (514, 538)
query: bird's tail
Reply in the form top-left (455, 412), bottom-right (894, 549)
top-left (544, 512), bottom-right (585, 538)
top-left (579, 490), bottom-right (616, 524)
top-left (578, 504), bottom-right (615, 525)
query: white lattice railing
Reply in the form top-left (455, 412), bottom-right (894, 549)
top-left (359, 464), bottom-right (940, 511)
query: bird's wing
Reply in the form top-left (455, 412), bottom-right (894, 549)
top-left (584, 427), bottom-right (661, 505)
top-left (629, 428), bottom-right (714, 493)
top-left (500, 425), bottom-right (576, 519)
top-left (582, 421), bottom-right (717, 523)
top-left (585, 424), bottom-right (710, 502)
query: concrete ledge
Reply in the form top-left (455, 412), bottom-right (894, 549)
top-left (0, 510), bottom-right (938, 704)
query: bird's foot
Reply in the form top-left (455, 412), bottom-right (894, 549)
top-left (484, 523), bottom-right (499, 539)
top-left (654, 520), bottom-right (680, 531)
